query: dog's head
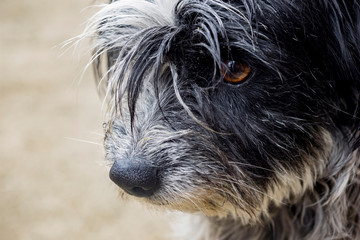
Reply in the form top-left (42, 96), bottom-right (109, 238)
top-left (89, 0), bottom-right (359, 223)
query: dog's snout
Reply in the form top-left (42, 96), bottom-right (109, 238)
top-left (109, 158), bottom-right (160, 197)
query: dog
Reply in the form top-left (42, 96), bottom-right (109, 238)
top-left (85, 0), bottom-right (360, 239)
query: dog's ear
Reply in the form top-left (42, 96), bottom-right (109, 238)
top-left (329, 1), bottom-right (360, 149)
top-left (252, 0), bottom-right (360, 149)
top-left (318, 0), bottom-right (360, 149)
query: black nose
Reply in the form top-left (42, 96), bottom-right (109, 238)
top-left (109, 158), bottom-right (160, 197)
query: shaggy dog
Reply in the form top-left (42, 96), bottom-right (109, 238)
top-left (85, 0), bottom-right (360, 239)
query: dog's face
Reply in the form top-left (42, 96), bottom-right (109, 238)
top-left (91, 0), bottom-right (359, 223)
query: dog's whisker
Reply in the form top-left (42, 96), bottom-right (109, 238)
top-left (228, 161), bottom-right (277, 173)
top-left (64, 137), bottom-right (102, 146)
top-left (208, 176), bottom-right (287, 206)
top-left (89, 131), bottom-right (104, 137)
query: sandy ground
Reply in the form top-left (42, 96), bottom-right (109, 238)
top-left (0, 0), bottom-right (171, 239)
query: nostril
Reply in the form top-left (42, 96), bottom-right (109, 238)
top-left (130, 186), bottom-right (154, 197)
top-left (109, 158), bottom-right (160, 197)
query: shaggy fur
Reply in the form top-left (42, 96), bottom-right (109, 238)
top-left (83, 0), bottom-right (360, 239)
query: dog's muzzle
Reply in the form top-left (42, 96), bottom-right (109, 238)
top-left (109, 157), bottom-right (160, 197)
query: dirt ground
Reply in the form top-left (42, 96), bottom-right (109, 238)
top-left (0, 0), bottom-right (171, 239)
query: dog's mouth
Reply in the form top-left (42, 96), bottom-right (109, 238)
top-left (109, 162), bottom-right (263, 221)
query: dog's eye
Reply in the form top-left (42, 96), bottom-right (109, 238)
top-left (221, 60), bottom-right (251, 84)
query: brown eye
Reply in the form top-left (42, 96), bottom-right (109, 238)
top-left (221, 60), bottom-right (251, 84)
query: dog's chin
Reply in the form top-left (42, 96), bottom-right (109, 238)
top-left (117, 187), bottom-right (262, 224)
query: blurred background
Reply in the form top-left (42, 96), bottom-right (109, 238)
top-left (0, 0), bottom-right (171, 239)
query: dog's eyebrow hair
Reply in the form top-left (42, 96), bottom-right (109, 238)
top-left (95, 0), bottom-right (263, 123)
